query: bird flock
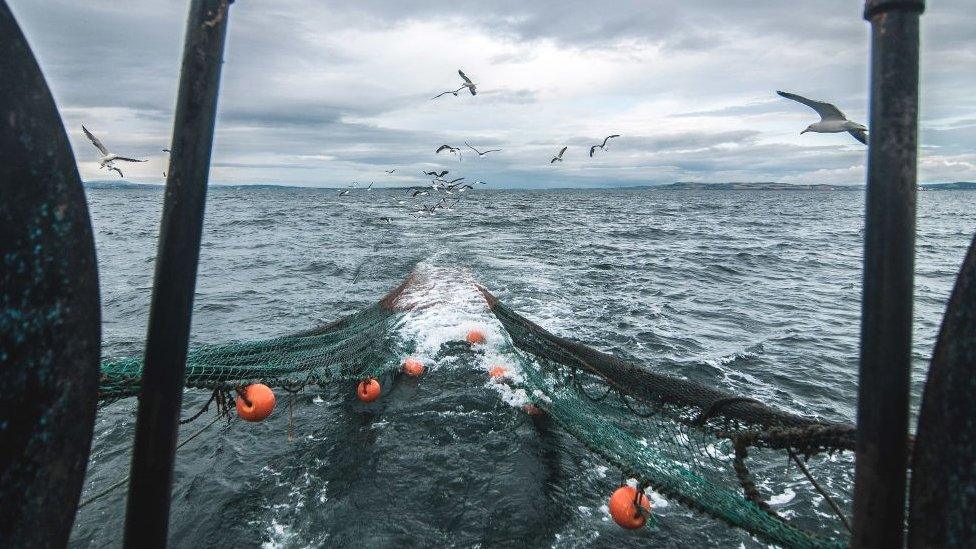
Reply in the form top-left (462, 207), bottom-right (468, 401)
top-left (80, 65), bottom-right (868, 223)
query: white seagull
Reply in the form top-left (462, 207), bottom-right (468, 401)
top-left (777, 91), bottom-right (867, 144)
top-left (82, 125), bottom-right (147, 177)
top-left (589, 134), bottom-right (620, 157)
top-left (465, 142), bottom-right (501, 157)
top-left (550, 146), bottom-right (568, 164)
top-left (458, 69), bottom-right (477, 96)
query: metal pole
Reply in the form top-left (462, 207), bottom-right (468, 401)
top-left (853, 1), bottom-right (924, 547)
top-left (123, 1), bottom-right (232, 546)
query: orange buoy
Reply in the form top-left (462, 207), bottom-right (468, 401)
top-left (523, 403), bottom-right (543, 416)
top-left (489, 366), bottom-right (508, 378)
top-left (466, 329), bottom-right (487, 345)
top-left (236, 383), bottom-right (276, 422)
top-left (403, 357), bottom-right (424, 377)
top-left (357, 378), bottom-right (382, 402)
top-left (608, 485), bottom-right (652, 529)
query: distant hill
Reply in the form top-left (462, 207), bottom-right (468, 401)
top-left (83, 180), bottom-right (162, 189)
top-left (653, 181), bottom-right (976, 191)
top-left (920, 181), bottom-right (976, 191)
top-left (654, 182), bottom-right (859, 191)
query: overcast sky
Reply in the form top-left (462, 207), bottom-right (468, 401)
top-left (9, 0), bottom-right (976, 188)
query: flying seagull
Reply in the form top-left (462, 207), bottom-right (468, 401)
top-left (589, 134), bottom-right (620, 157)
top-left (777, 91), bottom-right (867, 144)
top-left (338, 189), bottom-right (350, 197)
top-left (82, 125), bottom-right (147, 176)
top-left (424, 170), bottom-right (449, 177)
top-left (458, 69), bottom-right (477, 96)
top-left (431, 86), bottom-right (465, 99)
top-left (436, 144), bottom-right (462, 162)
top-left (465, 142), bottom-right (501, 157)
top-left (550, 146), bottom-right (568, 163)
top-left (385, 169), bottom-right (396, 174)
top-left (366, 182), bottom-right (374, 191)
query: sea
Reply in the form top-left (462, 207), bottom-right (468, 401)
top-left (70, 186), bottom-right (976, 548)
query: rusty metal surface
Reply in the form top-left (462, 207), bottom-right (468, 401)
top-left (908, 233), bottom-right (976, 547)
top-left (852, 1), bottom-right (924, 548)
top-left (0, 1), bottom-right (101, 546)
top-left (122, 1), bottom-right (232, 546)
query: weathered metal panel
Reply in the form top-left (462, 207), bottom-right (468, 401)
top-left (908, 233), bottom-right (976, 547)
top-left (0, 1), bottom-right (101, 546)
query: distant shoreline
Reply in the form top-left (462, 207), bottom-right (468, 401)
top-left (82, 180), bottom-right (976, 191)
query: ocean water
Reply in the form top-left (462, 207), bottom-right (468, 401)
top-left (71, 187), bottom-right (976, 548)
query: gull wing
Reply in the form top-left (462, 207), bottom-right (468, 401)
top-left (468, 85), bottom-right (477, 96)
top-left (458, 69), bottom-right (473, 84)
top-left (436, 145), bottom-right (453, 154)
top-left (465, 142), bottom-right (481, 155)
top-left (114, 156), bottom-right (147, 163)
top-left (558, 146), bottom-right (567, 158)
top-left (847, 128), bottom-right (868, 145)
top-left (777, 91), bottom-right (846, 121)
top-left (589, 145), bottom-right (597, 157)
top-left (602, 134), bottom-right (620, 147)
top-left (482, 149), bottom-right (501, 154)
top-left (82, 125), bottom-right (109, 155)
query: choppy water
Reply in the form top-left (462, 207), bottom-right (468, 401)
top-left (72, 187), bottom-right (976, 548)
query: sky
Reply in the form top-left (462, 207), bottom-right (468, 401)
top-left (8, 0), bottom-right (976, 188)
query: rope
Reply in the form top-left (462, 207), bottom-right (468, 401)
top-left (78, 415), bottom-right (223, 509)
top-left (788, 449), bottom-right (852, 534)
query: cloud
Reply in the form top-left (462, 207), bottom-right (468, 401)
top-left (7, 0), bottom-right (974, 187)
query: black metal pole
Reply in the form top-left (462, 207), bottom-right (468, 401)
top-left (123, 1), bottom-right (231, 546)
top-left (853, 1), bottom-right (924, 547)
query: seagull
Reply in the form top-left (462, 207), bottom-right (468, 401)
top-left (424, 170), bottom-right (449, 177)
top-left (550, 146), bottom-right (568, 163)
top-left (465, 142), bottom-right (501, 157)
top-left (777, 91), bottom-right (867, 144)
top-left (589, 134), bottom-right (620, 157)
top-left (411, 189), bottom-right (430, 198)
top-left (82, 125), bottom-right (147, 176)
top-left (458, 69), bottom-right (477, 96)
top-left (338, 189), bottom-right (350, 197)
top-left (384, 169), bottom-right (396, 174)
top-left (379, 217), bottom-right (392, 224)
top-left (436, 144), bottom-right (462, 162)
top-left (431, 86), bottom-right (465, 100)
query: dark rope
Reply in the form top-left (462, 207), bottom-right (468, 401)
top-left (78, 414), bottom-right (223, 509)
top-left (788, 449), bottom-right (852, 534)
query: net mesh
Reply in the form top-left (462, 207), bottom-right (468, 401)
top-left (97, 277), bottom-right (852, 547)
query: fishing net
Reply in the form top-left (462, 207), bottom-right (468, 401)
top-left (98, 277), bottom-right (417, 405)
top-left (97, 276), bottom-right (853, 547)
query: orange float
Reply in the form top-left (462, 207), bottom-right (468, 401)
top-left (236, 383), bottom-right (276, 422)
top-left (465, 329), bottom-right (487, 345)
top-left (489, 366), bottom-right (508, 378)
top-left (357, 378), bottom-right (382, 402)
top-left (608, 485), bottom-right (652, 529)
top-left (402, 357), bottom-right (424, 377)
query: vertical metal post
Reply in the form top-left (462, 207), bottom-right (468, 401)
top-left (123, 1), bottom-right (231, 546)
top-left (853, 1), bottom-right (924, 547)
